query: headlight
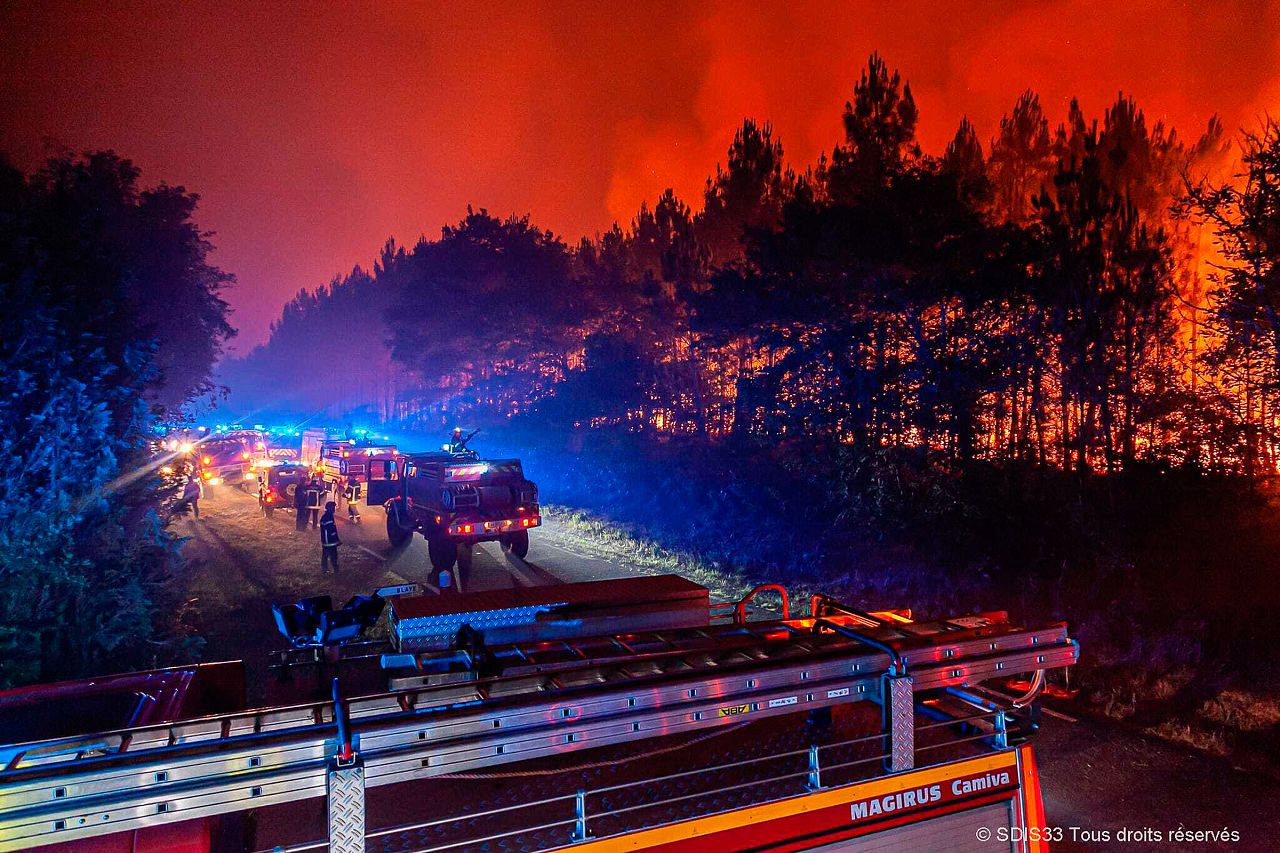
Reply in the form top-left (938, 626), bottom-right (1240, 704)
top-left (208, 477), bottom-right (222, 486)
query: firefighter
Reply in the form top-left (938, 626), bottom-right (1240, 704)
top-left (181, 475), bottom-right (203, 520)
top-left (305, 476), bottom-right (324, 529)
top-left (448, 427), bottom-right (479, 454)
top-left (345, 476), bottom-right (362, 523)
top-left (319, 501), bottom-right (340, 573)
top-left (293, 474), bottom-right (309, 531)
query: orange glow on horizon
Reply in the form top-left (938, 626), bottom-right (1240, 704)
top-left (1, 2), bottom-right (1276, 349)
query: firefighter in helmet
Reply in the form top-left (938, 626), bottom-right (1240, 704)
top-left (344, 475), bottom-right (362, 524)
top-left (448, 427), bottom-right (478, 455)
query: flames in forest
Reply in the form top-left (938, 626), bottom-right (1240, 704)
top-left (198, 47), bottom-right (1280, 478)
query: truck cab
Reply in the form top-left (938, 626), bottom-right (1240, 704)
top-left (367, 451), bottom-right (540, 580)
top-left (318, 440), bottom-right (397, 491)
top-left (193, 433), bottom-right (261, 486)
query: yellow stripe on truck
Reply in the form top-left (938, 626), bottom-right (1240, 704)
top-left (569, 751), bottom-right (1020, 851)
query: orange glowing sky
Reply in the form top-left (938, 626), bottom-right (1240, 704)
top-left (2, 1), bottom-right (1278, 350)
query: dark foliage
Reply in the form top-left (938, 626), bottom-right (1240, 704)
top-left (0, 151), bottom-right (228, 685)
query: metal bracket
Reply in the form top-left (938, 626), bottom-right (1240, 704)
top-left (884, 673), bottom-right (915, 772)
top-left (327, 761), bottom-right (366, 853)
top-left (806, 742), bottom-right (824, 791)
top-left (571, 790), bottom-right (591, 842)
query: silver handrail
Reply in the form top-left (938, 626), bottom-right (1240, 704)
top-left (351, 708), bottom-right (1007, 853)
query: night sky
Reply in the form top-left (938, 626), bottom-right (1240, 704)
top-left (3, 1), bottom-right (1277, 350)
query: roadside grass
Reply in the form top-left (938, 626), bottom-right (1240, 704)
top-left (546, 506), bottom-right (773, 605)
top-left (1201, 689), bottom-right (1280, 732)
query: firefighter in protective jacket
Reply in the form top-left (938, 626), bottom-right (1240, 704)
top-left (345, 476), bottom-right (362, 523)
top-left (320, 501), bottom-right (340, 573)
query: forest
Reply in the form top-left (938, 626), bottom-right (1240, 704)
top-left (227, 54), bottom-right (1277, 476)
top-left (222, 55), bottom-right (1280, 752)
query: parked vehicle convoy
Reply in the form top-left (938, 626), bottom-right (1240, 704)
top-left (367, 450), bottom-right (541, 577)
top-left (0, 578), bottom-right (1077, 853)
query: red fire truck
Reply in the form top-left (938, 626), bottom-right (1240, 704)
top-left (300, 428), bottom-right (397, 493)
top-left (0, 577), bottom-right (1076, 853)
top-left (190, 431), bottom-right (265, 487)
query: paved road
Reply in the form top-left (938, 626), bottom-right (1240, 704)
top-left (178, 483), bottom-right (1279, 851)
top-left (176, 483), bottom-right (642, 666)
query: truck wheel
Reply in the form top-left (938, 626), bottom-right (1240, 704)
top-left (263, 506), bottom-right (274, 518)
top-left (386, 508), bottom-right (412, 548)
top-left (505, 530), bottom-right (530, 559)
top-left (428, 534), bottom-right (457, 571)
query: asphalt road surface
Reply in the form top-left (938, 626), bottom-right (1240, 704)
top-left (177, 483), bottom-right (1280, 852)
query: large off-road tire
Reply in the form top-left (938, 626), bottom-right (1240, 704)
top-left (504, 530), bottom-right (530, 559)
top-left (386, 507), bottom-right (412, 548)
top-left (428, 533), bottom-right (457, 571)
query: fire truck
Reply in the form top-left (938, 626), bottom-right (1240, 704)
top-left (368, 451), bottom-right (540, 581)
top-left (191, 431), bottom-right (266, 487)
top-left (300, 429), bottom-right (397, 493)
top-left (0, 576), bottom-right (1076, 853)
